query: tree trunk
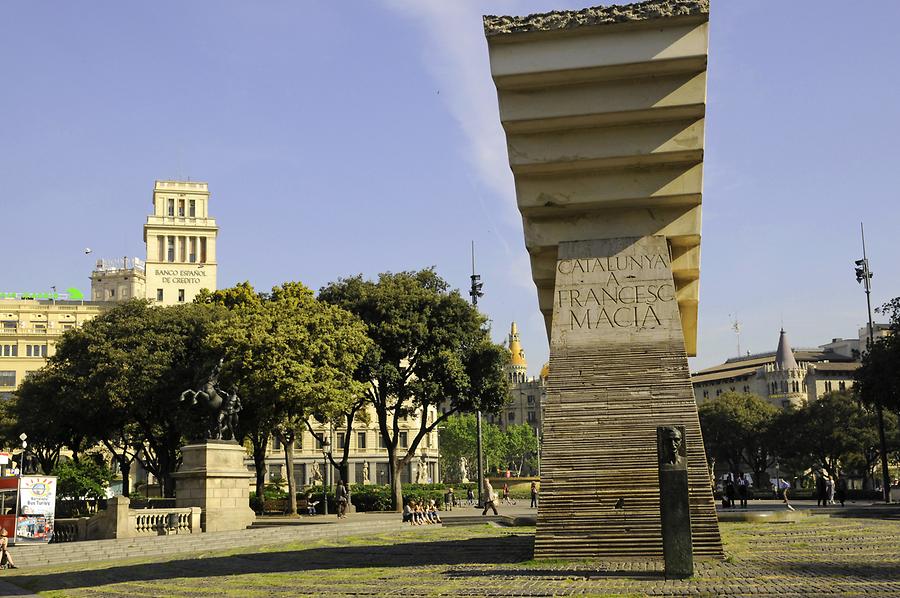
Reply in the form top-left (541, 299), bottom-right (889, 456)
top-left (390, 454), bottom-right (404, 512)
top-left (121, 458), bottom-right (131, 498)
top-left (281, 431), bottom-right (298, 516)
top-left (251, 435), bottom-right (268, 509)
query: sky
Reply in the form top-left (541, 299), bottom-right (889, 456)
top-left (3, 1), bottom-right (899, 374)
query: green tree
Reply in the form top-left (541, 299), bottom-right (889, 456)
top-left (698, 392), bottom-right (780, 485)
top-left (503, 423), bottom-right (540, 476)
top-left (856, 297), bottom-right (900, 415)
top-left (319, 269), bottom-right (509, 510)
top-left (43, 300), bottom-right (221, 496)
top-left (205, 281), bottom-right (370, 515)
top-left (53, 456), bottom-right (115, 508)
top-left (438, 414), bottom-right (505, 482)
top-left (783, 390), bottom-right (883, 479)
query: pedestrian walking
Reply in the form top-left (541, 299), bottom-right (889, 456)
top-left (337, 480), bottom-right (349, 518)
top-left (836, 474), bottom-right (848, 507)
top-left (466, 487), bottom-right (475, 506)
top-left (481, 477), bottom-right (499, 516)
top-left (724, 476), bottom-right (736, 509)
top-left (816, 473), bottom-right (827, 506)
top-left (781, 479), bottom-right (795, 512)
top-left (826, 475), bottom-right (835, 505)
top-left (737, 474), bottom-right (749, 509)
top-left (445, 487), bottom-right (455, 511)
top-left (530, 481), bottom-right (538, 508)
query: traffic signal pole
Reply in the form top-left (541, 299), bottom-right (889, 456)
top-left (470, 241), bottom-right (485, 507)
top-left (856, 223), bottom-right (891, 503)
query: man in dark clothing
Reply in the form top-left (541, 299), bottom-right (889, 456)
top-left (836, 475), bottom-right (848, 507)
top-left (337, 481), bottom-right (349, 518)
top-left (530, 481), bottom-right (538, 508)
top-left (724, 477), bottom-right (736, 509)
top-left (816, 474), bottom-right (827, 507)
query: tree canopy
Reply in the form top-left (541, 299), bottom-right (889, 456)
top-left (319, 269), bottom-right (509, 509)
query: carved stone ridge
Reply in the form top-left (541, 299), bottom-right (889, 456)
top-left (484, 0), bottom-right (709, 36)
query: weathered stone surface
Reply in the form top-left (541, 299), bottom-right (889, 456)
top-left (535, 236), bottom-right (721, 559)
top-left (484, 0), bottom-right (709, 36)
top-left (174, 442), bottom-right (255, 533)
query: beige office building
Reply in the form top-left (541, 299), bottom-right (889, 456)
top-left (487, 322), bottom-right (546, 435)
top-left (0, 300), bottom-right (105, 397)
top-left (142, 181), bottom-right (218, 305)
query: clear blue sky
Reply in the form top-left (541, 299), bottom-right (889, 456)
top-left (3, 1), bottom-right (899, 373)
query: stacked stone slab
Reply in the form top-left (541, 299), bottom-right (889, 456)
top-left (484, 1), bottom-right (722, 559)
top-left (484, 0), bottom-right (710, 356)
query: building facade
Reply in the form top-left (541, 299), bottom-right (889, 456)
top-left (0, 300), bottom-right (105, 398)
top-left (256, 406), bottom-right (441, 489)
top-left (487, 322), bottom-right (546, 435)
top-left (692, 328), bottom-right (865, 408)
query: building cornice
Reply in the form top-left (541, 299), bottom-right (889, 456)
top-left (484, 0), bottom-right (709, 37)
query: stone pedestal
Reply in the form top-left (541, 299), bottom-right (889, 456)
top-left (174, 441), bottom-right (255, 533)
top-left (535, 236), bottom-right (721, 559)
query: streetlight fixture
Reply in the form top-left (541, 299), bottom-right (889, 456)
top-left (321, 436), bottom-right (332, 515)
top-left (855, 223), bottom-right (890, 503)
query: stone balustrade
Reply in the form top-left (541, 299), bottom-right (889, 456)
top-left (52, 496), bottom-right (201, 542)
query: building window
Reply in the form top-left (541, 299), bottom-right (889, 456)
top-left (399, 432), bottom-right (408, 448)
top-left (716, 389), bottom-right (722, 396)
top-left (315, 434), bottom-right (323, 450)
top-left (167, 236), bottom-right (175, 262)
top-left (178, 199), bottom-right (185, 217)
top-left (839, 381), bottom-right (846, 391)
top-left (336, 432), bottom-right (346, 449)
top-left (189, 237), bottom-right (197, 263)
top-left (508, 411), bottom-right (516, 422)
top-left (743, 385), bottom-right (750, 393)
top-left (527, 395), bottom-right (535, 406)
top-left (272, 436), bottom-right (281, 451)
top-left (527, 411), bottom-right (537, 422)
top-left (357, 432), bottom-right (367, 450)
top-left (156, 289), bottom-right (164, 302)
top-left (1, 345), bottom-right (16, 357)
top-left (1, 322), bottom-right (16, 329)
top-left (167, 198), bottom-right (174, 216)
top-left (702, 390), bottom-right (709, 399)
top-left (108, 289), bottom-right (115, 299)
top-left (178, 289), bottom-right (185, 303)
top-left (0, 371), bottom-right (15, 388)
top-left (782, 400), bottom-right (791, 408)
top-left (825, 381), bottom-right (833, 392)
top-left (189, 199), bottom-right (196, 217)
top-left (269, 464), bottom-right (283, 481)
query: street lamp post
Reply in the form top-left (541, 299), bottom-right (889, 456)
top-left (19, 433), bottom-right (27, 475)
top-left (321, 437), bottom-right (332, 515)
top-left (469, 242), bottom-right (485, 506)
top-left (855, 223), bottom-right (891, 503)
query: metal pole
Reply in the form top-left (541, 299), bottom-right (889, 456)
top-left (859, 223), bottom-right (890, 503)
top-left (470, 241), bottom-right (485, 506)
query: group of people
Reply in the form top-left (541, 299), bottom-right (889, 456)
top-left (402, 499), bottom-right (443, 525)
top-left (816, 472), bottom-right (848, 507)
top-left (721, 473), bottom-right (751, 509)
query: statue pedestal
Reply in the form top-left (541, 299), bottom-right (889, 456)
top-left (174, 441), bottom-right (255, 533)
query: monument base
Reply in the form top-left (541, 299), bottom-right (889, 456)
top-left (535, 236), bottom-right (722, 559)
top-left (174, 441), bottom-right (255, 533)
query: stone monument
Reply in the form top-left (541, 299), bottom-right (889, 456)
top-left (484, 1), bottom-right (722, 559)
top-left (657, 425), bottom-right (693, 577)
top-left (175, 362), bottom-right (254, 533)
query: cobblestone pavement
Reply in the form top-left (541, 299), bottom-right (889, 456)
top-left (3, 514), bottom-right (900, 596)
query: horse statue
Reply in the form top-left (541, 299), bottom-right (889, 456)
top-left (180, 358), bottom-right (242, 441)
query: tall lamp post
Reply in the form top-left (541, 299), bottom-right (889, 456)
top-left (321, 436), bottom-right (332, 515)
top-left (19, 433), bottom-right (27, 475)
top-left (469, 242), bottom-right (485, 507)
top-left (855, 223), bottom-right (891, 503)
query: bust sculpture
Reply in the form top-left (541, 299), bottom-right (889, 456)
top-left (659, 426), bottom-right (685, 467)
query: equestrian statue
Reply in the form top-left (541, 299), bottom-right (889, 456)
top-left (180, 358), bottom-right (242, 441)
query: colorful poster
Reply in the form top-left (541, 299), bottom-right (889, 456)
top-left (16, 476), bottom-right (56, 544)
